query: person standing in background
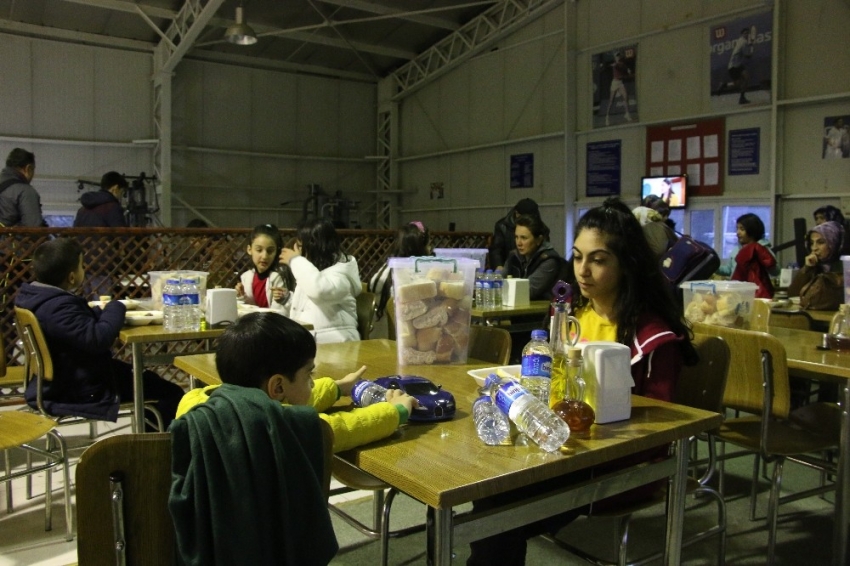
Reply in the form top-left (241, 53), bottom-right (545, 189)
top-left (488, 198), bottom-right (540, 270)
top-left (0, 148), bottom-right (44, 227)
top-left (722, 27), bottom-right (754, 104)
top-left (73, 171), bottom-right (129, 228)
top-left (604, 52), bottom-right (633, 126)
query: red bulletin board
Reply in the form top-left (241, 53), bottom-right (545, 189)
top-left (645, 118), bottom-right (725, 196)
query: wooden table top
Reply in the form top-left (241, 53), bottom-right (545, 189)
top-left (174, 339), bottom-right (722, 510)
top-left (471, 300), bottom-right (550, 319)
top-left (768, 325), bottom-right (850, 380)
top-left (771, 307), bottom-right (835, 324)
top-left (120, 319), bottom-right (311, 344)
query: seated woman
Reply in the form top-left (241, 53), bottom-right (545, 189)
top-left (501, 214), bottom-right (565, 300)
top-left (787, 220), bottom-right (845, 311)
top-left (279, 219), bottom-right (361, 344)
top-left (467, 198), bottom-right (696, 566)
top-left (368, 221), bottom-right (430, 320)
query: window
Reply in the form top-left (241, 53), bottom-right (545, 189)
top-left (688, 209), bottom-right (715, 247)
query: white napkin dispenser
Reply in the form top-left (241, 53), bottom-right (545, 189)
top-left (579, 341), bottom-right (634, 424)
top-left (502, 278), bottom-right (530, 307)
top-left (205, 288), bottom-right (238, 326)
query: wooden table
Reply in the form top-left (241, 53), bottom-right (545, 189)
top-left (174, 339), bottom-right (721, 565)
top-left (471, 300), bottom-right (551, 320)
top-left (767, 325), bottom-right (850, 565)
top-left (771, 307), bottom-right (835, 331)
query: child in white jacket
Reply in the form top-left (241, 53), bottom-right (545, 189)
top-left (280, 219), bottom-right (361, 344)
top-left (235, 224), bottom-right (290, 314)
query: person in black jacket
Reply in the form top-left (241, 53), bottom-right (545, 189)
top-left (15, 238), bottom-right (182, 426)
top-left (502, 214), bottom-right (565, 300)
top-left (73, 171), bottom-right (128, 228)
top-left (488, 198), bottom-right (540, 270)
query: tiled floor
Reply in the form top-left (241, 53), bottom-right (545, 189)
top-left (0, 408), bottom-right (370, 565)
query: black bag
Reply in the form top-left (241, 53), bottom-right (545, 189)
top-left (660, 235), bottom-right (720, 287)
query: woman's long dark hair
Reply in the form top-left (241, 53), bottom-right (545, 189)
top-left (372, 222), bottom-right (431, 319)
top-left (297, 219), bottom-right (348, 271)
top-left (571, 198), bottom-right (694, 361)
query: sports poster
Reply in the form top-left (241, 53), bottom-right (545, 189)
top-left (823, 115), bottom-right (850, 159)
top-left (709, 11), bottom-right (773, 111)
top-left (592, 45), bottom-right (637, 129)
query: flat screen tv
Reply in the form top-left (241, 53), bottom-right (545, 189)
top-left (640, 174), bottom-right (688, 209)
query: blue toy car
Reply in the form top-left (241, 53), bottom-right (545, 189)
top-left (373, 375), bottom-right (456, 422)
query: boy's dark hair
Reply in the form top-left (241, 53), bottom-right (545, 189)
top-left (215, 312), bottom-right (316, 388)
top-left (6, 148), bottom-right (35, 169)
top-left (737, 213), bottom-right (766, 241)
top-left (31, 238), bottom-right (83, 287)
top-left (100, 171), bottom-right (128, 191)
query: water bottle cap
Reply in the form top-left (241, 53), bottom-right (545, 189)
top-left (166, 278), bottom-right (180, 285)
top-left (484, 373), bottom-right (501, 388)
top-left (531, 329), bottom-right (548, 341)
top-left (485, 269), bottom-right (493, 273)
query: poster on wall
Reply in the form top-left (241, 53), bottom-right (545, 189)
top-left (510, 153), bottom-right (534, 188)
top-left (709, 11), bottom-right (773, 110)
top-left (586, 140), bottom-right (622, 196)
top-left (646, 118), bottom-right (725, 196)
top-left (728, 128), bottom-right (760, 175)
top-left (823, 115), bottom-right (850, 159)
top-left (592, 45), bottom-right (637, 128)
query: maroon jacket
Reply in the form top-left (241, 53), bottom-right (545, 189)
top-left (732, 241), bottom-right (776, 298)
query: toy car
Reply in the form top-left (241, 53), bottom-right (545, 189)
top-left (373, 375), bottom-right (456, 422)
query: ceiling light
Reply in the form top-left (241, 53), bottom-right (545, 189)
top-left (225, 5), bottom-right (257, 46)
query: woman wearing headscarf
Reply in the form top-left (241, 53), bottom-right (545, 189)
top-left (787, 220), bottom-right (845, 311)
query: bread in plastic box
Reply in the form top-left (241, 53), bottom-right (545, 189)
top-left (680, 280), bottom-right (757, 328)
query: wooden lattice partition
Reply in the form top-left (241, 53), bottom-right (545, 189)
top-left (1, 227), bottom-right (489, 385)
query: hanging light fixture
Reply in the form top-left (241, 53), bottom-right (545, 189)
top-left (225, 3), bottom-right (258, 46)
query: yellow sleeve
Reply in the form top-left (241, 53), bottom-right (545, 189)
top-left (309, 377), bottom-right (341, 412)
top-left (175, 384), bottom-right (221, 419)
top-left (319, 404), bottom-right (401, 453)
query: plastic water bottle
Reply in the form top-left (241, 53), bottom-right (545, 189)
top-left (181, 276), bottom-right (202, 331)
top-left (351, 380), bottom-right (388, 407)
top-left (162, 277), bottom-right (184, 332)
top-left (487, 374), bottom-right (570, 452)
top-left (492, 270), bottom-right (503, 308)
top-left (474, 269), bottom-right (484, 307)
top-left (472, 394), bottom-right (511, 445)
top-left (483, 269), bottom-right (494, 308)
top-left (521, 329), bottom-right (552, 402)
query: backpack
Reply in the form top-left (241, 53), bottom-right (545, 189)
top-left (660, 235), bottom-right (720, 288)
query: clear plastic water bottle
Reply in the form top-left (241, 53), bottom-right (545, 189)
top-left (351, 380), bottom-right (388, 407)
top-left (521, 329), bottom-right (553, 402)
top-left (181, 276), bottom-right (202, 331)
top-left (483, 269), bottom-right (494, 308)
top-left (472, 394), bottom-right (511, 445)
top-left (474, 268), bottom-right (484, 307)
top-left (162, 277), bottom-right (184, 333)
top-left (492, 270), bottom-right (503, 308)
top-left (487, 374), bottom-right (570, 452)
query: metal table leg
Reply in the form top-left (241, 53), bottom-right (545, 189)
top-left (131, 343), bottom-right (145, 434)
top-left (664, 437), bottom-right (689, 565)
top-left (833, 383), bottom-right (850, 566)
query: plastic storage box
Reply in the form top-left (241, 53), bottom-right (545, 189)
top-left (389, 256), bottom-right (477, 366)
top-left (681, 280), bottom-right (757, 328)
top-left (148, 270), bottom-right (209, 309)
top-left (432, 248), bottom-right (488, 270)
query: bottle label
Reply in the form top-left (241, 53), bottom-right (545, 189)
top-left (185, 293), bottom-right (200, 305)
top-left (521, 353), bottom-right (552, 378)
top-left (492, 381), bottom-right (528, 415)
top-left (351, 380), bottom-right (379, 406)
top-left (163, 293), bottom-right (181, 307)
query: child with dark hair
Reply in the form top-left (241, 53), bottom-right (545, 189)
top-left (722, 213), bottom-right (777, 298)
top-left (368, 221), bottom-right (431, 320)
top-left (175, 312), bottom-right (417, 452)
top-left (279, 219), bottom-right (361, 343)
top-left (235, 224), bottom-right (290, 313)
top-left (14, 238), bottom-right (183, 426)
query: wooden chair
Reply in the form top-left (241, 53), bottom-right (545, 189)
top-left (356, 291), bottom-right (377, 340)
top-left (550, 334), bottom-right (730, 566)
top-left (770, 308), bottom-right (814, 330)
top-left (468, 325), bottom-right (512, 365)
top-left (14, 306), bottom-right (164, 434)
top-left (76, 421), bottom-right (334, 564)
top-left (329, 324), bottom-right (510, 566)
top-left (693, 322), bottom-right (840, 564)
top-left (0, 323), bottom-right (26, 407)
top-left (0, 411), bottom-right (73, 541)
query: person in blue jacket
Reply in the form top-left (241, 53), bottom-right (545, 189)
top-left (15, 237), bottom-right (182, 427)
top-left (73, 171), bottom-right (129, 228)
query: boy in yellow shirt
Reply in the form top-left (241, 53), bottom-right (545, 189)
top-left (176, 311), bottom-right (417, 452)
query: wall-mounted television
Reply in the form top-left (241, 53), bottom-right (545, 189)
top-left (640, 174), bottom-right (688, 209)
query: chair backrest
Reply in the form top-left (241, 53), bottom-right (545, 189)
top-left (76, 421), bottom-right (334, 564)
top-left (749, 299), bottom-right (771, 331)
top-left (356, 291), bottom-right (377, 340)
top-left (14, 307), bottom-right (54, 385)
top-left (385, 300), bottom-right (397, 341)
top-left (674, 334), bottom-right (730, 416)
top-left (468, 325), bottom-right (512, 365)
top-left (0, 324), bottom-right (27, 404)
top-left (692, 322), bottom-right (791, 419)
top-left (770, 308), bottom-right (814, 331)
